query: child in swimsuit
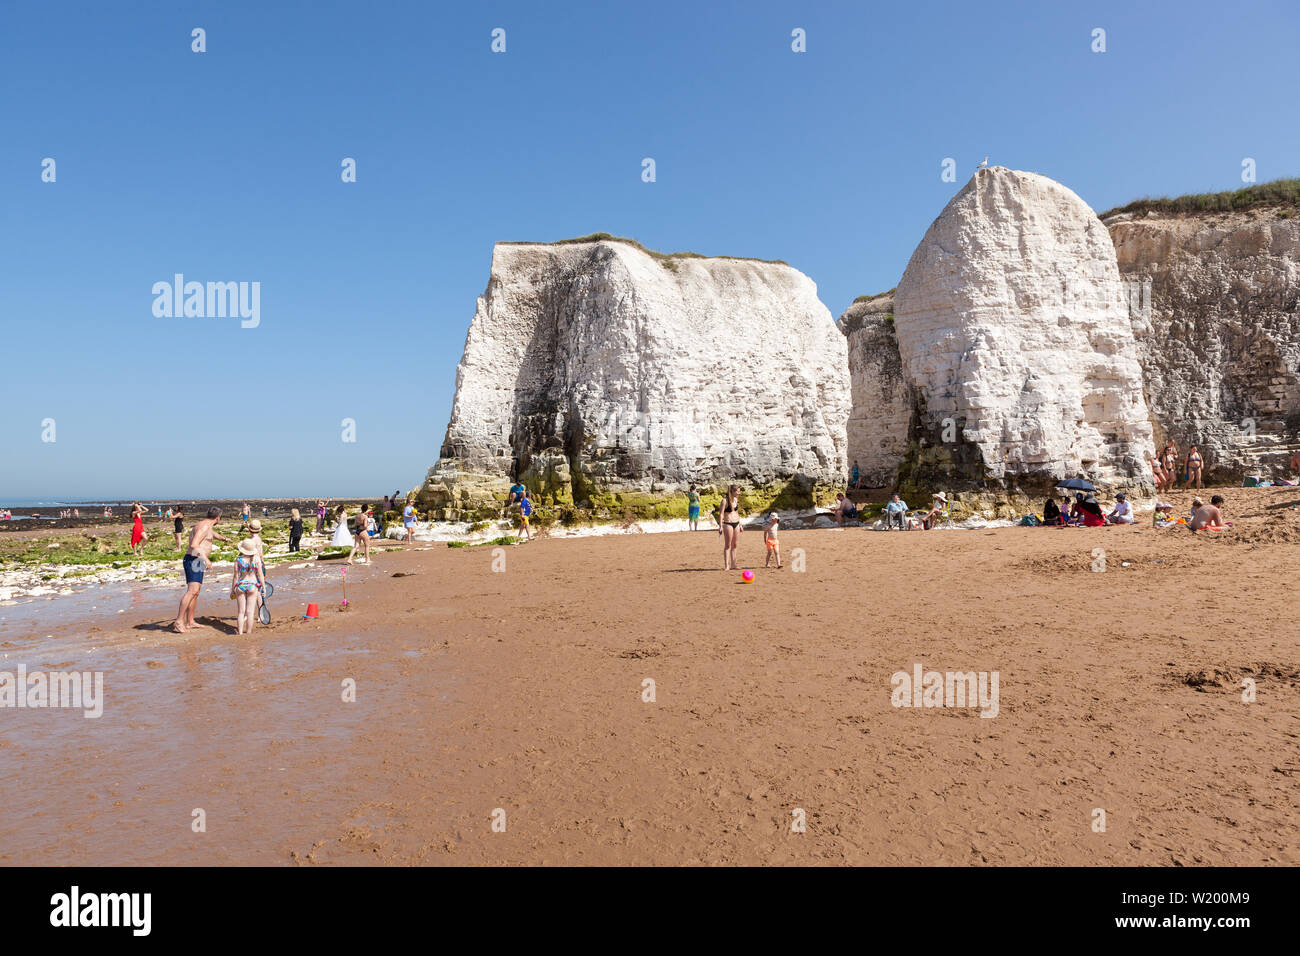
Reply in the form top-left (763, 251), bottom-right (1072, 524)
top-left (230, 539), bottom-right (265, 635)
top-left (763, 513), bottom-right (781, 569)
top-left (687, 485), bottom-right (700, 531)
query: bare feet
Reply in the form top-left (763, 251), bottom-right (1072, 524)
top-left (170, 621), bottom-right (187, 634)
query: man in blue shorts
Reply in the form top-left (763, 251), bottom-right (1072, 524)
top-left (171, 508), bottom-right (231, 634)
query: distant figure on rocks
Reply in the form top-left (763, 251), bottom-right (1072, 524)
top-left (288, 508), bottom-right (303, 552)
top-left (315, 500), bottom-right (327, 534)
top-left (883, 494), bottom-right (909, 530)
top-left (240, 503), bottom-right (250, 525)
top-left (1189, 495), bottom-right (1227, 531)
top-left (1184, 446), bottom-right (1204, 489)
top-left (687, 484), bottom-right (701, 530)
top-left (173, 508), bottom-right (185, 550)
top-left (719, 484), bottom-right (742, 570)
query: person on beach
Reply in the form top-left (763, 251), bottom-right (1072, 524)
top-left (687, 485), bottom-right (701, 530)
top-left (1107, 493), bottom-right (1134, 525)
top-left (315, 500), bottom-right (327, 535)
top-left (851, 460), bottom-right (862, 489)
top-left (402, 501), bottom-right (417, 542)
top-left (921, 492), bottom-right (947, 530)
top-left (229, 539), bottom-right (266, 635)
top-left (247, 519), bottom-right (266, 564)
top-left (348, 508), bottom-right (371, 564)
top-left (1185, 446), bottom-right (1204, 489)
top-left (1150, 456), bottom-right (1166, 492)
top-left (129, 502), bottom-right (147, 555)
top-left (288, 508), bottom-right (303, 552)
top-left (830, 493), bottom-right (858, 528)
top-left (1189, 495), bottom-right (1227, 531)
top-left (763, 512), bottom-right (781, 568)
top-left (1043, 496), bottom-right (1062, 525)
top-left (517, 491), bottom-right (533, 542)
top-left (171, 508), bottom-right (231, 634)
top-left (1162, 440), bottom-right (1178, 479)
top-left (331, 506), bottom-right (353, 548)
top-left (719, 484), bottom-right (742, 570)
top-left (883, 494), bottom-right (908, 530)
top-left (173, 508), bottom-right (185, 550)
top-left (240, 503), bottom-right (250, 525)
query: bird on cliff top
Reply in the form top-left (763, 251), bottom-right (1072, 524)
top-left (977, 156), bottom-right (989, 170)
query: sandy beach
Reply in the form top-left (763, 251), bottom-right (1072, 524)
top-left (0, 486), bottom-right (1295, 866)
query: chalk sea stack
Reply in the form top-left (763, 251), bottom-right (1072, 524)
top-left (892, 167), bottom-right (1154, 491)
top-left (420, 237), bottom-right (850, 520)
top-left (837, 289), bottom-right (913, 487)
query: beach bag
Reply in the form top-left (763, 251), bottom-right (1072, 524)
top-left (1242, 475), bottom-right (1260, 487)
top-left (1019, 514), bottom-right (1041, 526)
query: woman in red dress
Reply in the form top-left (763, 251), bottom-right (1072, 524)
top-left (130, 502), bottom-right (147, 555)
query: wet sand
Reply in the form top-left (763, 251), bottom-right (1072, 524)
top-left (1, 487), bottom-right (1297, 866)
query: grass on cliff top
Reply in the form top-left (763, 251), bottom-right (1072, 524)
top-left (1099, 177), bottom-right (1300, 219)
top-left (501, 233), bottom-right (788, 268)
top-left (852, 287), bottom-right (897, 304)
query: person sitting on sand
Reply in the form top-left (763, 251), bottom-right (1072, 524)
top-left (171, 508), bottom-right (231, 634)
top-left (230, 538), bottom-right (266, 635)
top-left (1189, 495), bottom-right (1227, 531)
top-left (687, 484), bottom-right (701, 531)
top-left (883, 493), bottom-right (908, 530)
top-left (517, 491), bottom-right (533, 543)
top-left (763, 512), bottom-right (781, 568)
top-left (829, 492), bottom-right (858, 528)
top-left (1079, 494), bottom-right (1107, 527)
top-left (1153, 501), bottom-right (1177, 527)
top-left (719, 484), bottom-right (742, 570)
top-left (921, 492), bottom-right (947, 530)
top-left (1043, 495), bottom-right (1063, 525)
top-left (1107, 493), bottom-right (1134, 525)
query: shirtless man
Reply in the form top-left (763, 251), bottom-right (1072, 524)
top-left (1188, 495), bottom-right (1226, 531)
top-left (171, 508), bottom-right (231, 633)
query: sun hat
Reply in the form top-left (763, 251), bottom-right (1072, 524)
top-left (237, 539), bottom-right (258, 556)
top-left (248, 519), bottom-right (262, 533)
top-left (933, 492), bottom-right (947, 503)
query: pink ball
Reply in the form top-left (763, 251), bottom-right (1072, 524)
top-left (742, 570), bottom-right (754, 582)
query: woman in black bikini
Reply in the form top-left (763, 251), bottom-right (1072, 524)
top-left (719, 483), bottom-right (742, 571)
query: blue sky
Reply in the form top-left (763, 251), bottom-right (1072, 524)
top-left (2, 0), bottom-right (1298, 499)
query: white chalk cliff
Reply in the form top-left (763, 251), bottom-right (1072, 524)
top-left (422, 238), bottom-right (849, 517)
top-left (1109, 206), bottom-right (1300, 478)
top-left (892, 167), bottom-right (1154, 485)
